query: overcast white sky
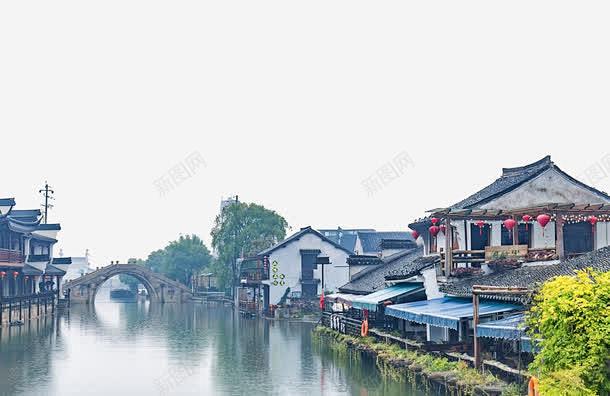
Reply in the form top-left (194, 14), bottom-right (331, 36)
top-left (1, 1), bottom-right (609, 266)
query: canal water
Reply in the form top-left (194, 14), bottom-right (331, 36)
top-left (0, 297), bottom-right (426, 396)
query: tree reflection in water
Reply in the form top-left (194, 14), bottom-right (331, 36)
top-left (0, 303), bottom-right (428, 395)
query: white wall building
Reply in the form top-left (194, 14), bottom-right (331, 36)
top-left (259, 227), bottom-right (353, 305)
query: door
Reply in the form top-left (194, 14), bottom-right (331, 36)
top-left (300, 252), bottom-right (319, 298)
top-left (564, 222), bottom-right (594, 255)
top-left (470, 223), bottom-right (491, 250)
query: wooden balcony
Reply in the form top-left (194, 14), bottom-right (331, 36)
top-left (239, 268), bottom-right (268, 283)
top-left (0, 249), bottom-right (25, 264)
top-left (440, 247), bottom-right (558, 277)
top-left (27, 254), bottom-right (50, 262)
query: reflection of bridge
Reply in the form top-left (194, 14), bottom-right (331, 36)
top-left (64, 264), bottom-right (193, 304)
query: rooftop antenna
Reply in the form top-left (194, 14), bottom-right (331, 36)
top-left (39, 181), bottom-right (55, 224)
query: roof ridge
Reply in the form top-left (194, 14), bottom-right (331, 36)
top-left (501, 155), bottom-right (552, 176)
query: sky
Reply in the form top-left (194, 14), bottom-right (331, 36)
top-left (1, 1), bottom-right (609, 267)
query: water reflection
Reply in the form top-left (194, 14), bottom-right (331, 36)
top-left (0, 301), bottom-right (425, 396)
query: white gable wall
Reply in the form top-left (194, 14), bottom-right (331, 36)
top-left (479, 168), bottom-right (610, 210)
top-left (263, 232), bottom-right (350, 305)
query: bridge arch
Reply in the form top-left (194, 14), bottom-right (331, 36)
top-left (91, 269), bottom-right (159, 304)
top-left (64, 264), bottom-right (193, 305)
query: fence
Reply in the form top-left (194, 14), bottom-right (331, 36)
top-left (0, 292), bottom-right (56, 326)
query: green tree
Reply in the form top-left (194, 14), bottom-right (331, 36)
top-left (160, 235), bottom-right (213, 285)
top-left (527, 269), bottom-right (610, 394)
top-left (211, 202), bottom-right (287, 289)
top-left (119, 258), bottom-right (145, 291)
top-left (137, 235), bottom-right (212, 286)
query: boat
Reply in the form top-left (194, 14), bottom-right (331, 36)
top-left (110, 289), bottom-right (136, 301)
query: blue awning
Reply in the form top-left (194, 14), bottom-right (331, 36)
top-left (385, 297), bottom-right (521, 330)
top-left (352, 284), bottom-right (424, 312)
top-left (477, 314), bottom-right (526, 340)
top-left (325, 293), bottom-right (360, 306)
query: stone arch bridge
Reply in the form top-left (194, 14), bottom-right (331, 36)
top-left (64, 264), bottom-right (193, 304)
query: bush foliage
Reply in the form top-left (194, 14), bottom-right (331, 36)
top-left (527, 269), bottom-right (610, 394)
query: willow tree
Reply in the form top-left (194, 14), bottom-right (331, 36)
top-left (210, 202), bottom-right (287, 290)
top-left (527, 269), bottom-right (610, 395)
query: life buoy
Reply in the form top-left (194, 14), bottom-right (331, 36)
top-left (528, 377), bottom-right (539, 396)
top-left (360, 319), bottom-right (369, 337)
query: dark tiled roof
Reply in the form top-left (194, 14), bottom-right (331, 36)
top-left (52, 257), bottom-right (72, 265)
top-left (441, 246), bottom-right (610, 302)
top-left (339, 248), bottom-right (423, 295)
top-left (36, 223), bottom-right (61, 231)
top-left (7, 209), bottom-right (41, 222)
top-left (324, 233), bottom-right (358, 253)
top-left (358, 231), bottom-right (416, 253)
top-left (257, 226), bottom-right (354, 256)
top-left (385, 255), bottom-right (441, 280)
top-left (0, 198), bottom-right (16, 207)
top-left (381, 239), bottom-right (414, 250)
top-left (347, 255), bottom-right (383, 266)
top-left (450, 156), bottom-right (610, 209)
top-left (44, 264), bottom-right (66, 276)
top-left (22, 264), bottom-right (44, 276)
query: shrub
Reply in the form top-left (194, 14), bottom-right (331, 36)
top-left (527, 269), bottom-right (610, 394)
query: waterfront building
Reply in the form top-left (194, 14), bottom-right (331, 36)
top-left (318, 227), bottom-right (415, 257)
top-left (409, 156), bottom-right (610, 274)
top-left (0, 196), bottom-right (72, 326)
top-left (321, 156), bottom-right (610, 376)
top-left (320, 249), bottom-right (436, 330)
top-left (255, 226), bottom-right (354, 306)
top-left (379, 156), bottom-right (610, 371)
top-left (60, 250), bottom-right (94, 283)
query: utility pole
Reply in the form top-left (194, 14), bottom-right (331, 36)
top-left (39, 182), bottom-right (55, 224)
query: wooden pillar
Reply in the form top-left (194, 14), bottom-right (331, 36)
top-left (445, 218), bottom-right (453, 277)
top-left (555, 212), bottom-right (565, 260)
top-left (473, 292), bottom-right (481, 369)
top-left (512, 217), bottom-right (519, 246)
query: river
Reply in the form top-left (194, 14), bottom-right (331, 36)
top-left (0, 295), bottom-right (426, 396)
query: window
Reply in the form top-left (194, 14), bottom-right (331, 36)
top-left (501, 224), bottom-right (531, 247)
top-left (470, 223), bottom-right (491, 250)
top-left (564, 222), bottom-right (594, 255)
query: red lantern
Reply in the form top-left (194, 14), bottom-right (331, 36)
top-left (537, 214), bottom-right (551, 237)
top-left (0, 271), bottom-right (5, 278)
top-left (411, 230), bottom-right (420, 240)
top-left (429, 225), bottom-right (440, 237)
top-left (439, 224), bottom-right (447, 235)
top-left (537, 214), bottom-right (551, 228)
top-left (503, 218), bottom-right (517, 241)
top-left (522, 215), bottom-right (533, 231)
top-left (503, 218), bottom-right (517, 230)
top-left (588, 215), bottom-right (598, 235)
top-left (12, 271), bottom-right (19, 278)
top-left (475, 220), bottom-right (486, 236)
top-left (430, 217), bottom-right (439, 225)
